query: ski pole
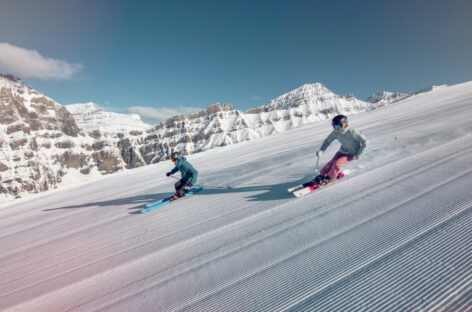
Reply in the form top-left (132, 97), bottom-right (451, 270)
top-left (363, 137), bottom-right (398, 156)
top-left (313, 155), bottom-right (320, 178)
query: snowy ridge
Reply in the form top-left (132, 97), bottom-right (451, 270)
top-left (365, 90), bottom-right (409, 105)
top-left (365, 84), bottom-right (450, 105)
top-left (65, 102), bottom-right (153, 133)
top-left (0, 80), bottom-right (471, 311)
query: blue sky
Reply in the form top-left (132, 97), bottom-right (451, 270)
top-left (1, 0), bottom-right (471, 124)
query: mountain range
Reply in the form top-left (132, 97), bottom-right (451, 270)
top-left (0, 73), bottom-right (428, 202)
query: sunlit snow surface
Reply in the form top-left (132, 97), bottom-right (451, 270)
top-left (0, 82), bottom-right (471, 311)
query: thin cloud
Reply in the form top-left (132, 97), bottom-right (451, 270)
top-left (129, 106), bottom-right (204, 124)
top-left (0, 42), bottom-right (82, 80)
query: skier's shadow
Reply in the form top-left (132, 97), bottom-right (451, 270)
top-left (43, 192), bottom-right (170, 213)
top-left (44, 175), bottom-right (314, 214)
top-left (200, 174), bottom-right (314, 202)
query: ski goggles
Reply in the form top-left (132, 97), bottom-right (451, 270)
top-left (333, 124), bottom-right (342, 130)
top-left (171, 158), bottom-right (177, 162)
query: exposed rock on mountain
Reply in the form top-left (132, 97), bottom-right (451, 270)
top-left (0, 74), bottom-right (123, 200)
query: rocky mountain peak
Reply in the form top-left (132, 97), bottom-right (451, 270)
top-left (250, 82), bottom-right (366, 114)
top-left (0, 73), bottom-right (22, 84)
top-left (188, 103), bottom-right (235, 120)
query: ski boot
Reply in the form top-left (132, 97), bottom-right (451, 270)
top-left (303, 175), bottom-right (332, 187)
top-left (303, 175), bottom-right (322, 187)
top-left (317, 175), bottom-right (334, 186)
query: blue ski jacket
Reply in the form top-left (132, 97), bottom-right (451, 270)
top-left (320, 127), bottom-right (368, 158)
top-left (169, 156), bottom-right (198, 184)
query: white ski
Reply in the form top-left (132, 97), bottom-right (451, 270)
top-left (290, 169), bottom-right (352, 197)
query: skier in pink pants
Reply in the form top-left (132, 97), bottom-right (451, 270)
top-left (313, 115), bottom-right (367, 185)
top-left (319, 151), bottom-right (354, 179)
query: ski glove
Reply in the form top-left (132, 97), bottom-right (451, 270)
top-left (166, 172), bottom-right (171, 177)
top-left (316, 150), bottom-right (323, 157)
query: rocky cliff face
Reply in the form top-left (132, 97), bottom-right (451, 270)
top-left (0, 74), bottom-right (123, 201)
top-left (0, 75), bottom-right (395, 202)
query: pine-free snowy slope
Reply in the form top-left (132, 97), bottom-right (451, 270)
top-left (0, 82), bottom-right (471, 311)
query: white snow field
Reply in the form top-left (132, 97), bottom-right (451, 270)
top-left (1, 82), bottom-right (471, 311)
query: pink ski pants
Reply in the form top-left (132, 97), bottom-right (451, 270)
top-left (320, 151), bottom-right (354, 179)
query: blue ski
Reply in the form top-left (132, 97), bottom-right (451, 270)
top-left (145, 197), bottom-right (167, 208)
top-left (141, 185), bottom-right (203, 214)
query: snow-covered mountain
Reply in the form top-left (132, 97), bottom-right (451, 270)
top-left (0, 74), bottom-right (436, 202)
top-left (65, 102), bottom-right (153, 133)
top-left (147, 84), bottom-right (377, 157)
top-left (259, 83), bottom-right (372, 112)
top-left (0, 74), bottom-right (126, 201)
top-left (1, 80), bottom-right (471, 311)
top-left (365, 84), bottom-right (450, 105)
top-left (366, 91), bottom-right (410, 105)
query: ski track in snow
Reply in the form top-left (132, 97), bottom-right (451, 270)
top-left (1, 82), bottom-right (472, 311)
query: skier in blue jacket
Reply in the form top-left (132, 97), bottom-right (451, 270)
top-left (166, 152), bottom-right (198, 199)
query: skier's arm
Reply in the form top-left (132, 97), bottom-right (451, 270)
top-left (352, 130), bottom-right (367, 158)
top-left (319, 131), bottom-right (337, 152)
top-left (169, 166), bottom-right (179, 175)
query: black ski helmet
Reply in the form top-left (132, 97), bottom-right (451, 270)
top-left (332, 114), bottom-right (348, 129)
top-left (170, 152), bottom-right (181, 160)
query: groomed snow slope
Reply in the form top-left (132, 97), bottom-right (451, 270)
top-left (0, 82), bottom-right (471, 311)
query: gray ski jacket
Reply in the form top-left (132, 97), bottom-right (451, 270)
top-left (319, 127), bottom-right (367, 158)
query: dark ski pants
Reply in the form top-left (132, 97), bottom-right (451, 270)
top-left (320, 151), bottom-right (354, 179)
top-left (175, 180), bottom-right (193, 197)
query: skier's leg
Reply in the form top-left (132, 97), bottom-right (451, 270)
top-left (320, 154), bottom-right (336, 177)
top-left (327, 153), bottom-right (353, 179)
top-left (312, 153), bottom-right (337, 184)
top-left (320, 152), bottom-right (343, 177)
top-left (181, 181), bottom-right (193, 195)
top-left (175, 180), bottom-right (187, 197)
top-left (175, 180), bottom-right (184, 197)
